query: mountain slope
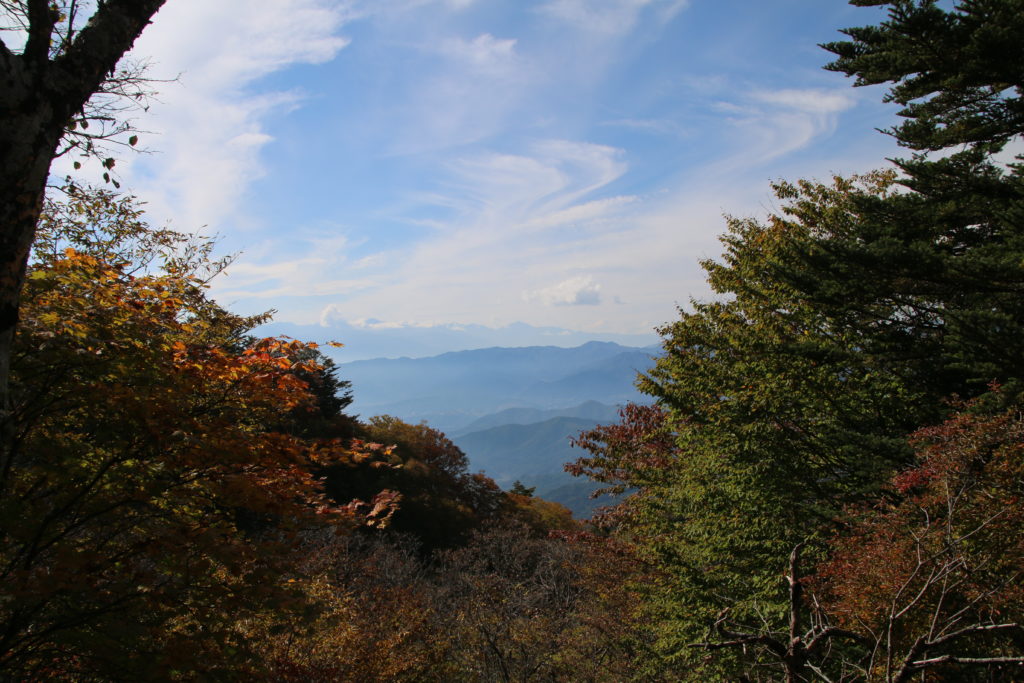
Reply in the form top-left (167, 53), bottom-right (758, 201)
top-left (337, 342), bottom-right (656, 432)
top-left (451, 415), bottom-right (620, 517)
top-left (452, 400), bottom-right (620, 436)
top-left (454, 416), bottom-right (595, 482)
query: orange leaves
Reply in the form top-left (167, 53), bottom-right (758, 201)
top-left (816, 401), bottom-right (1024, 644)
top-left (18, 244), bottom-right (382, 533)
top-left (342, 490), bottom-right (402, 529)
top-left (5, 205), bottom-right (390, 677)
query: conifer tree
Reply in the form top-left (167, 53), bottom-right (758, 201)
top-left (787, 0), bottom-right (1024, 397)
top-left (571, 1), bottom-right (1024, 678)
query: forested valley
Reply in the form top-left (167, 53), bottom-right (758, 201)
top-left (2, 1), bottom-right (1024, 680)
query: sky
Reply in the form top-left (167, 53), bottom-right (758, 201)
top-left (50, 0), bottom-right (906, 357)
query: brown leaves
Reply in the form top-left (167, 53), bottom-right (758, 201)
top-left (813, 401), bottom-right (1024, 678)
top-left (2, 199), bottom-right (392, 678)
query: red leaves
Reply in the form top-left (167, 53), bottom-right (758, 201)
top-left (4, 218), bottom-right (398, 677)
top-left (568, 403), bottom-right (674, 487)
top-left (816, 401), bottom-right (1024, 657)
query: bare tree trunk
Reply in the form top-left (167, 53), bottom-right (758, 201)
top-left (784, 543), bottom-right (806, 683)
top-left (0, 0), bottom-right (167, 461)
top-left (0, 46), bottom-right (64, 478)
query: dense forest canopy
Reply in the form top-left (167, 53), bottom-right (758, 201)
top-left (567, 0), bottom-right (1024, 679)
top-left (0, 0), bottom-right (1022, 681)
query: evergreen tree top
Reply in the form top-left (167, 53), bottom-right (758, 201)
top-left (823, 0), bottom-right (1024, 153)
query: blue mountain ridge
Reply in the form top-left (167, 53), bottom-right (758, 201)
top-left (257, 320), bottom-right (659, 362)
top-left (331, 341), bottom-right (659, 517)
top-left (450, 415), bottom-right (624, 518)
top-left (336, 341), bottom-right (658, 433)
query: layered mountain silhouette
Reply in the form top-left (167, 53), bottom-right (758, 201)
top-left (260, 320), bottom-right (658, 362)
top-left (450, 416), bottom-right (623, 518)
top-left (334, 342), bottom-right (658, 517)
top-left (451, 400), bottom-right (620, 436)
top-left (337, 341), bottom-right (657, 434)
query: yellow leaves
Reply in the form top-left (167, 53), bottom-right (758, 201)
top-left (9, 202), bottom-right (393, 674)
top-left (35, 311), bottom-right (61, 326)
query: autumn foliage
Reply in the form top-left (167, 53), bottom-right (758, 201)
top-left (5, 1), bottom-right (1024, 679)
top-left (815, 402), bottom-right (1024, 681)
top-left (0, 189), bottom-right (396, 678)
top-left (0, 188), bottom-right (647, 680)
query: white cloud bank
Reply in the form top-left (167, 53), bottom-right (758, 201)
top-left (526, 276), bottom-right (603, 306)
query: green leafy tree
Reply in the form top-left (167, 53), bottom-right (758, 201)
top-left (509, 480), bottom-right (536, 497)
top-left (279, 345), bottom-right (358, 441)
top-left (571, 3), bottom-right (1024, 677)
top-left (572, 176), bottom-right (930, 678)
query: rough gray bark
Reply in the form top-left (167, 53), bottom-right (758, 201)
top-left (0, 0), bottom-right (167, 459)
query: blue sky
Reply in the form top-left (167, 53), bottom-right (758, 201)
top-left (52, 0), bottom-right (904, 355)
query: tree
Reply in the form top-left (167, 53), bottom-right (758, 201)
top-left (816, 400), bottom-right (1024, 682)
top-left (246, 532), bottom-right (449, 683)
top-left (566, 3), bottom-right (1024, 677)
top-left (568, 403), bottom-right (676, 530)
top-left (0, 0), bottom-right (167, 443)
top-left (566, 174), bottom-right (937, 677)
top-left (322, 416), bottom-right (505, 550)
top-left (279, 345), bottom-right (358, 441)
top-left (776, 0), bottom-right (1024, 400)
top-left (688, 544), bottom-right (870, 683)
top-left (0, 189), bottom-right (394, 679)
top-left (508, 480), bottom-right (535, 497)
top-left (436, 524), bottom-right (648, 682)
top-left (244, 522), bottom-right (651, 682)
top-left (825, 0), bottom-right (1024, 156)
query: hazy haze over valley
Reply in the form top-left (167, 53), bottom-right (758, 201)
top-left (334, 341), bottom-right (657, 515)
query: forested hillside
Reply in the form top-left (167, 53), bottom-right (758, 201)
top-left (1, 187), bottom-right (634, 679)
top-left (1, 1), bottom-right (1022, 681)
top-left (336, 347), bottom-right (649, 516)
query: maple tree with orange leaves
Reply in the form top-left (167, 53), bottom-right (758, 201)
top-left (0, 188), bottom-right (397, 679)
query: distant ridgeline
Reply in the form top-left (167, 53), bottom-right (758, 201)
top-left (333, 341), bottom-right (659, 517)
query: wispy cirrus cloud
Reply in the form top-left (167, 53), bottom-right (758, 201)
top-left (439, 33), bottom-right (519, 75)
top-left (538, 0), bottom-right (687, 35)
top-left (753, 88), bottom-right (855, 115)
top-left (698, 86), bottom-right (858, 173)
top-left (212, 233), bottom-right (374, 302)
top-left (437, 139), bottom-right (629, 226)
top-left (106, 0), bottom-right (356, 233)
top-left (289, 138), bottom-right (639, 329)
top-left (90, 0), bottom-right (899, 346)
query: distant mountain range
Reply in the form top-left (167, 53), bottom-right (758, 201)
top-left (451, 400), bottom-right (620, 436)
top-left (329, 340), bottom-right (659, 518)
top-left (450, 415), bottom-right (623, 518)
top-left (257, 319), bottom-right (659, 362)
top-left (335, 341), bottom-right (658, 434)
